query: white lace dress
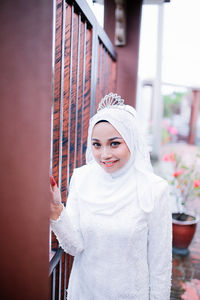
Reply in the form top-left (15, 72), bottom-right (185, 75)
top-left (51, 164), bottom-right (172, 300)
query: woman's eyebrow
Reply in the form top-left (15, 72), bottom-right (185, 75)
top-left (109, 137), bottom-right (123, 141)
top-left (91, 137), bottom-right (122, 141)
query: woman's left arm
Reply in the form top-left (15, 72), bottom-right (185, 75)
top-left (50, 170), bottom-right (84, 256)
top-left (148, 182), bottom-right (172, 300)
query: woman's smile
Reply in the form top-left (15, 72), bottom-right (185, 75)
top-left (101, 160), bottom-right (119, 168)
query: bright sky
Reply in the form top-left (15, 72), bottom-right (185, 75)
top-left (138, 0), bottom-right (200, 88)
top-left (87, 0), bottom-right (104, 27)
top-left (87, 0), bottom-right (200, 88)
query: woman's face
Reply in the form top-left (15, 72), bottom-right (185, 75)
top-left (91, 121), bottom-right (130, 173)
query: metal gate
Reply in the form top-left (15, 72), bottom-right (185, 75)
top-left (50, 0), bottom-right (117, 298)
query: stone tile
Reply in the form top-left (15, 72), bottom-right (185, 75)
top-left (181, 279), bottom-right (200, 299)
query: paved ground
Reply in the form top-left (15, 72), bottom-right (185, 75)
top-left (171, 223), bottom-right (200, 299)
top-left (153, 143), bottom-right (200, 300)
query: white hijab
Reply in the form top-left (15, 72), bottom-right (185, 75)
top-left (85, 94), bottom-right (163, 213)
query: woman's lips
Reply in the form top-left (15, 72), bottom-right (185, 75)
top-left (101, 160), bottom-right (119, 167)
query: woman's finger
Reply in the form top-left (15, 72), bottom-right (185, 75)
top-left (50, 185), bottom-right (61, 205)
top-left (50, 175), bottom-right (57, 187)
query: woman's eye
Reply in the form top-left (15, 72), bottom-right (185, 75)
top-left (111, 141), bottom-right (120, 147)
top-left (92, 142), bottom-right (101, 148)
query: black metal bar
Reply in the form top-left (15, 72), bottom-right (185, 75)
top-left (58, 258), bottom-right (62, 300)
top-left (64, 254), bottom-right (67, 300)
top-left (67, 4), bottom-right (74, 187)
top-left (49, 247), bottom-right (64, 276)
top-left (74, 13), bottom-right (81, 168)
top-left (52, 268), bottom-right (56, 300)
top-left (74, 0), bottom-right (98, 29)
top-left (49, 0), bottom-right (57, 263)
top-left (97, 26), bottom-right (117, 61)
top-left (50, 0), bottom-right (57, 175)
top-left (98, 42), bottom-right (103, 101)
top-left (58, 0), bottom-right (66, 189)
top-left (80, 21), bottom-right (87, 165)
top-left (90, 23), bottom-right (98, 117)
top-left (72, 0), bottom-right (117, 61)
top-left (102, 46), bottom-right (106, 96)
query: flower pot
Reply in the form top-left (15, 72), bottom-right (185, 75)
top-left (172, 213), bottom-right (198, 256)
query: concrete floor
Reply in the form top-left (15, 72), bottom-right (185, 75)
top-left (171, 223), bottom-right (200, 299)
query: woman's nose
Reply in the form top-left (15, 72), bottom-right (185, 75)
top-left (101, 147), bottom-right (112, 160)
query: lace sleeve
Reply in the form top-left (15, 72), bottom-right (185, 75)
top-left (148, 182), bottom-right (172, 300)
top-left (50, 170), bottom-right (84, 256)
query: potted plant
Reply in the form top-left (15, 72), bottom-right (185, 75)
top-left (163, 150), bottom-right (200, 255)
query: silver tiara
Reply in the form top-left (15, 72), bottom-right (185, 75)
top-left (97, 93), bottom-right (124, 112)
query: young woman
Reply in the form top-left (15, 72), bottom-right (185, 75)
top-left (50, 93), bottom-right (172, 300)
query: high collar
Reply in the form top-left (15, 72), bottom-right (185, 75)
top-left (110, 155), bottom-right (134, 179)
top-left (94, 154), bottom-right (134, 180)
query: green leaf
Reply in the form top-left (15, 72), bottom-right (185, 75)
top-left (180, 165), bottom-right (189, 169)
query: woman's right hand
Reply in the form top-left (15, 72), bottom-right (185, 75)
top-left (50, 176), bottom-right (63, 220)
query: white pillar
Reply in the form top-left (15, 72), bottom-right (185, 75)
top-left (151, 3), bottom-right (164, 160)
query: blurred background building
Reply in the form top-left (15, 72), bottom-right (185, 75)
top-left (136, 0), bottom-right (200, 158)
